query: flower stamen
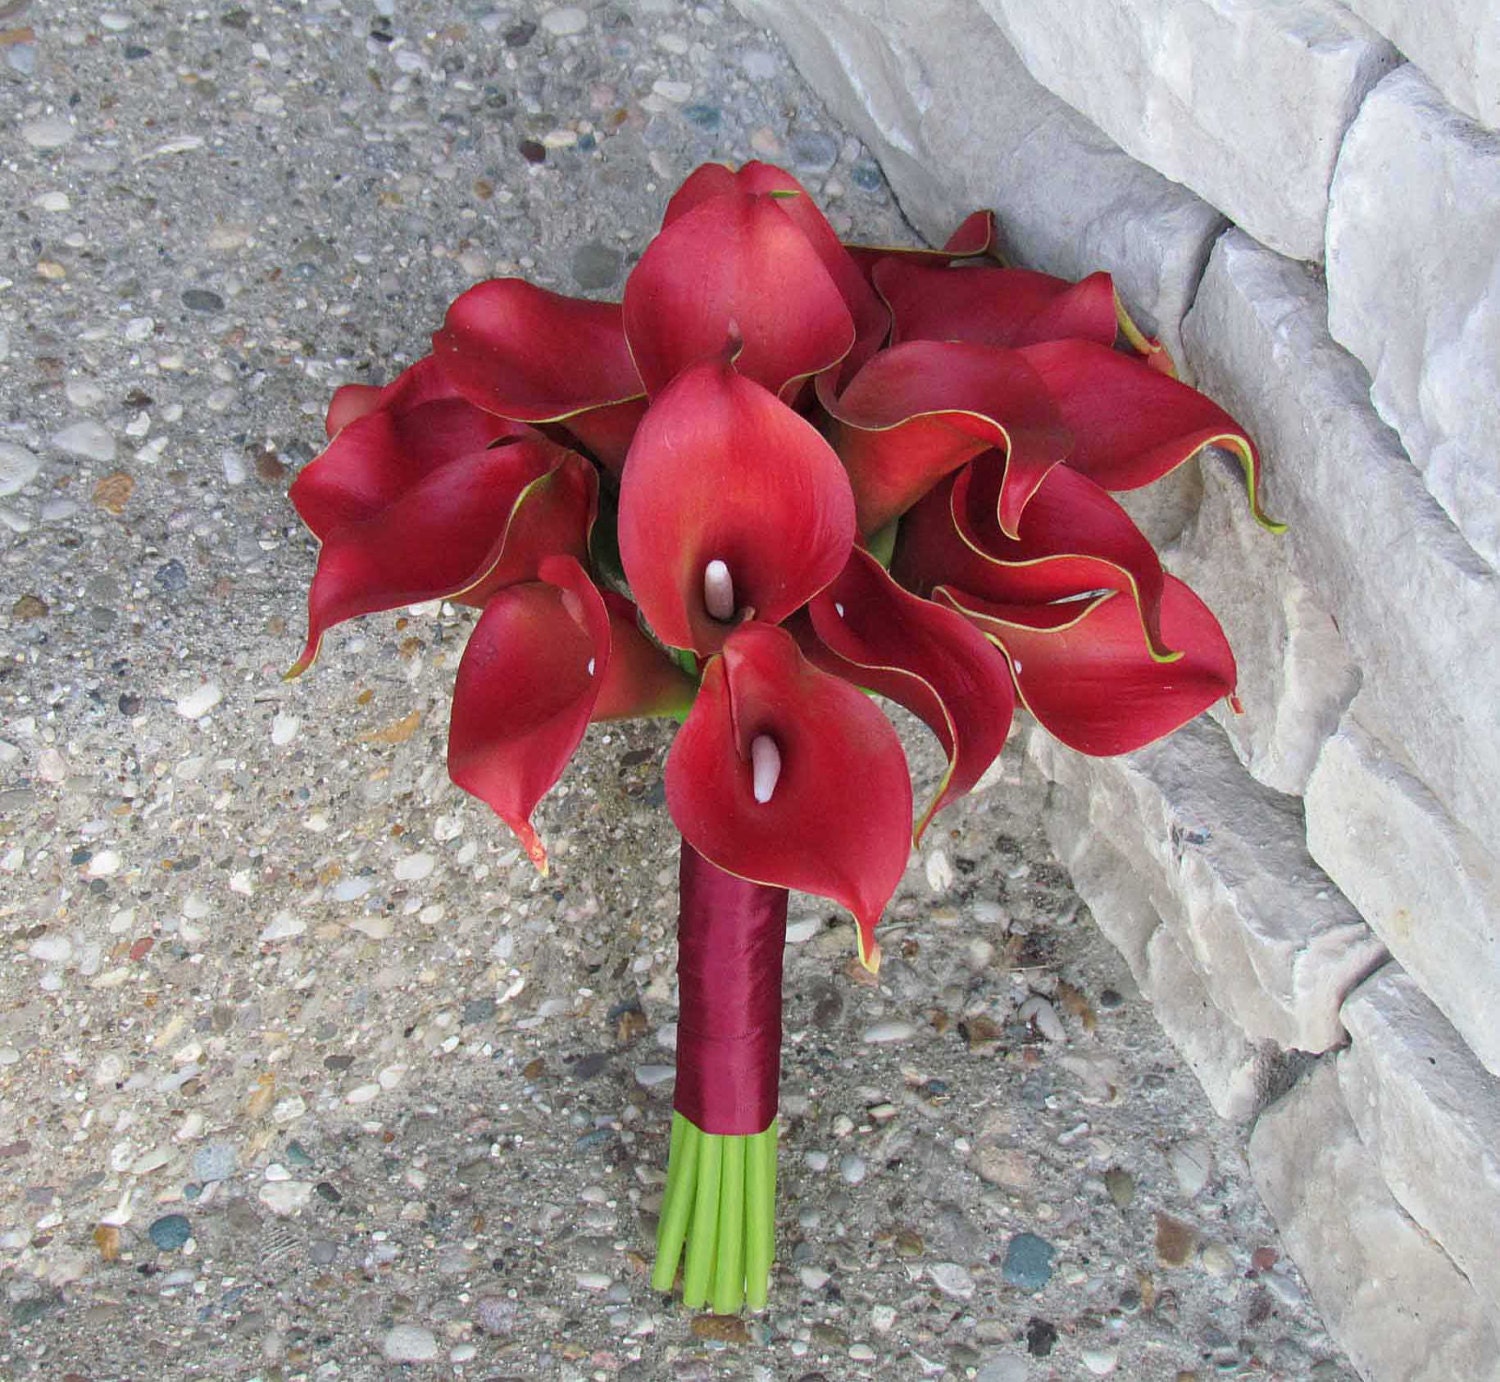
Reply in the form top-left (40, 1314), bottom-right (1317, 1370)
top-left (704, 559), bottom-right (736, 622)
top-left (750, 734), bottom-right (781, 804)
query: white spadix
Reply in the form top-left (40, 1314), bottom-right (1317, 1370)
top-left (703, 559), bottom-right (735, 621)
top-left (750, 734), bottom-right (781, 804)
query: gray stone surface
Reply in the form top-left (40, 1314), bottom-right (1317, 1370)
top-left (1307, 704), bottom-right (1500, 1075)
top-left (1326, 64), bottom-right (1500, 571)
top-left (1250, 1061), bottom-right (1500, 1382)
top-left (1039, 773), bottom-right (1282, 1120)
top-left (732, 0), bottom-right (1226, 369)
top-left (1344, 0), bottom-right (1500, 128)
top-left (1145, 924), bottom-right (1286, 1124)
top-left (1042, 778), bottom-right (1159, 981)
top-left (1182, 230), bottom-right (1500, 859)
top-left (1168, 459), bottom-right (1360, 795)
top-left (977, 0), bottom-right (1397, 260)
top-left (1339, 963), bottom-right (1500, 1322)
top-left (1031, 718), bottom-right (1384, 1055)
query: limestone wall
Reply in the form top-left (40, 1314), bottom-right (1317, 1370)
top-left (733, 1), bottom-right (1500, 1375)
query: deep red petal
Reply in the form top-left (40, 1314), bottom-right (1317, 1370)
top-left (617, 354), bottom-right (855, 655)
top-left (1018, 340), bottom-right (1280, 529)
top-left (660, 161), bottom-right (886, 378)
top-left (889, 469), bottom-right (987, 597)
top-left (844, 209), bottom-right (1000, 281)
top-left (432, 279), bottom-right (645, 421)
top-left (324, 355), bottom-right (459, 439)
top-left (937, 577), bottom-right (1236, 755)
top-left (622, 188), bottom-right (854, 399)
top-left (665, 622), bottom-right (913, 960)
top-left (447, 555), bottom-right (610, 871)
top-left (801, 548), bottom-right (1013, 842)
top-left (293, 372), bottom-right (534, 539)
top-left (593, 591), bottom-right (697, 720)
top-left (326, 384), bottom-right (383, 437)
top-left (729, 163), bottom-right (888, 382)
top-left (822, 340), bottom-right (1071, 537)
top-left (292, 439), bottom-right (596, 674)
top-left (660, 161), bottom-right (740, 225)
top-left (942, 211), bottom-right (999, 256)
top-left (951, 454), bottom-right (1175, 660)
top-left (876, 260), bottom-right (1118, 351)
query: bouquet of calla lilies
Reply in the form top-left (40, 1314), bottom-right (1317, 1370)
top-left (289, 161), bottom-right (1275, 1313)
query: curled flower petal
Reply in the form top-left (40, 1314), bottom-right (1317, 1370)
top-left (293, 358), bottom-right (534, 540)
top-left (845, 209), bottom-right (1000, 280)
top-left (324, 354), bottom-right (463, 438)
top-left (593, 590), bottom-right (697, 721)
top-left (665, 623), bottom-right (913, 962)
top-left (292, 438), bottom-right (596, 675)
top-left (617, 353), bottom-right (855, 655)
top-left (1018, 339), bottom-right (1281, 530)
top-left (623, 188), bottom-right (854, 399)
top-left (894, 454), bottom-right (1176, 661)
top-left (935, 577), bottom-right (1236, 756)
top-left (432, 279), bottom-right (645, 424)
top-left (822, 340), bottom-right (1071, 537)
top-left (875, 260), bottom-right (1118, 350)
top-left (800, 547), bottom-right (1014, 842)
top-left (448, 556), bottom-right (609, 872)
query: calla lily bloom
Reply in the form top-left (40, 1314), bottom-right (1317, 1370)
top-left (617, 351), bottom-right (856, 655)
top-left (666, 620), bottom-right (914, 971)
top-left (289, 159), bottom-right (1275, 1314)
top-left (449, 555), bottom-right (695, 872)
top-left (795, 546), bottom-right (1015, 846)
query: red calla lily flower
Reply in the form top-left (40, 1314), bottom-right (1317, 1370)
top-left (820, 338), bottom-right (1073, 538)
top-left (796, 546), bottom-right (1014, 843)
top-left (290, 161), bottom-right (1275, 1314)
top-left (433, 279), bottom-right (647, 472)
top-left (876, 259), bottom-right (1120, 351)
top-left (665, 621), bottom-right (913, 970)
top-left (448, 555), bottom-right (694, 871)
top-left (617, 351), bottom-right (856, 655)
top-left (624, 183), bottom-right (855, 400)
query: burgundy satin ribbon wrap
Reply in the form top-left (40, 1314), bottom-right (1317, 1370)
top-left (674, 842), bottom-right (789, 1136)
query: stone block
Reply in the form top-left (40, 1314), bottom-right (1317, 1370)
top-left (1030, 719), bottom-right (1384, 1055)
top-left (1344, 0), bottom-right (1500, 128)
top-left (1040, 768), bottom-right (1283, 1121)
top-left (732, 0), bottom-right (1226, 367)
top-left (977, 0), bottom-right (1397, 260)
top-left (1144, 923), bottom-right (1286, 1123)
top-left (1339, 963), bottom-right (1500, 1321)
top-left (1041, 776), bottom-right (1158, 981)
top-left (1250, 1062), bottom-right (1500, 1382)
top-left (1326, 65), bottom-right (1500, 571)
top-left (1168, 458), bottom-right (1359, 795)
top-left (1307, 705), bottom-right (1500, 1075)
top-left (1181, 229), bottom-right (1500, 857)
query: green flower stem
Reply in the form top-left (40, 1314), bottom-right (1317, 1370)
top-left (682, 1132), bottom-right (722, 1305)
top-left (746, 1124), bottom-right (776, 1309)
top-left (652, 1112), bottom-right (697, 1292)
top-left (864, 517), bottom-right (899, 569)
top-left (714, 1136), bottom-right (746, 1315)
top-left (652, 1112), bottom-right (779, 1310)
